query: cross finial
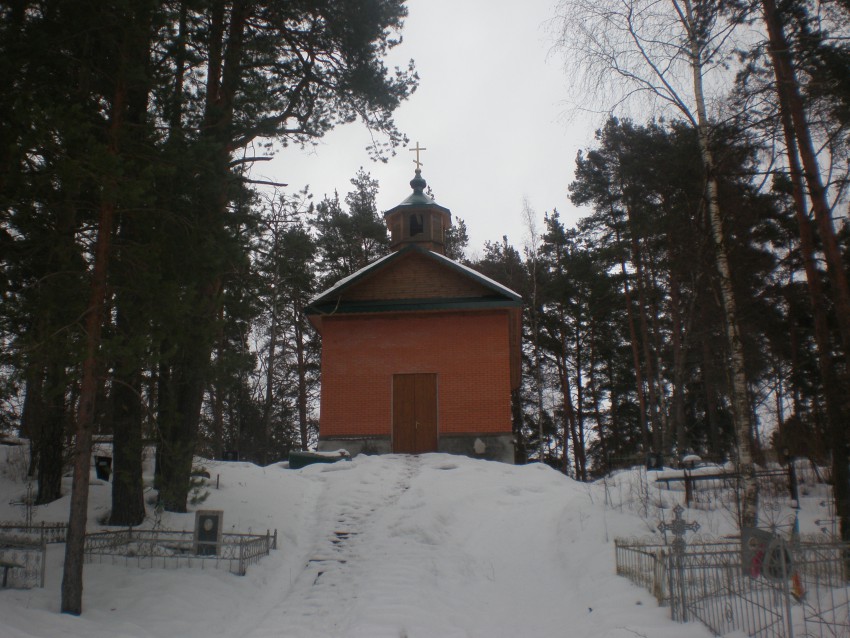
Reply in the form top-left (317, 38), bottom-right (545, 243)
top-left (658, 504), bottom-right (700, 555)
top-left (409, 141), bottom-right (427, 170)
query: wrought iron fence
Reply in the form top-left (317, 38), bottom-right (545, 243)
top-left (83, 528), bottom-right (277, 576)
top-left (655, 470), bottom-right (798, 512)
top-left (615, 538), bottom-right (669, 602)
top-left (0, 521), bottom-right (67, 544)
top-left (792, 541), bottom-right (850, 638)
top-left (0, 539), bottom-right (46, 589)
top-left (615, 536), bottom-right (850, 638)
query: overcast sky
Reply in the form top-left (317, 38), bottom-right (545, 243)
top-left (258, 0), bottom-right (597, 256)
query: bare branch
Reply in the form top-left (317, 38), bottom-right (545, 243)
top-left (239, 177), bottom-right (289, 188)
top-left (229, 156), bottom-right (274, 167)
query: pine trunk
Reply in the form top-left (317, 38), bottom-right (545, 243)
top-left (109, 364), bottom-right (145, 527)
top-left (61, 0), bottom-right (161, 599)
top-left (61, 136), bottom-right (118, 617)
top-left (762, 0), bottom-right (850, 542)
top-left (107, 1), bottom-right (153, 528)
top-left (109, 295), bottom-right (146, 528)
top-left (20, 364), bottom-right (44, 478)
top-left (555, 345), bottom-right (582, 479)
top-left (588, 324), bottom-right (607, 469)
top-left (615, 225), bottom-right (651, 452)
top-left (701, 337), bottom-right (723, 456)
top-left (261, 292), bottom-right (280, 464)
top-left (294, 301), bottom-right (310, 452)
top-left (35, 362), bottom-right (67, 504)
top-left (761, 0), bottom-right (850, 357)
top-left (668, 269), bottom-right (688, 456)
top-left (159, 357), bottom-right (208, 512)
top-left (629, 228), bottom-right (661, 451)
top-left (157, 1), bottom-right (247, 511)
top-left (605, 360), bottom-right (621, 472)
top-left (573, 330), bottom-right (587, 481)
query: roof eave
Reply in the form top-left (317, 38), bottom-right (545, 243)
top-left (306, 245), bottom-right (523, 313)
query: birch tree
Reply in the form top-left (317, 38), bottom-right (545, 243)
top-left (556, 0), bottom-right (759, 526)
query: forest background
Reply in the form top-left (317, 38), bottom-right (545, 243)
top-left (1, 0), bottom-right (850, 613)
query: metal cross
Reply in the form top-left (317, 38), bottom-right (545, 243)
top-left (658, 504), bottom-right (700, 555)
top-left (409, 141), bottom-right (427, 169)
top-left (9, 481), bottom-right (36, 528)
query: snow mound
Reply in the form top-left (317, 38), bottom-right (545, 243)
top-left (0, 451), bottom-right (712, 637)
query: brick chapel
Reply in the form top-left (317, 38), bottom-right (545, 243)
top-left (305, 160), bottom-right (521, 463)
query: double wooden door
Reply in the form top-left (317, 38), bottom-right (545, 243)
top-left (392, 373), bottom-right (438, 454)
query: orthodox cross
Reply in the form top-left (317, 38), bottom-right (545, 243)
top-left (409, 141), bottom-right (427, 169)
top-left (9, 481), bottom-right (36, 527)
top-left (658, 504), bottom-right (700, 555)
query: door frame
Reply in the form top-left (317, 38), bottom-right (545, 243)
top-left (391, 373), bottom-right (438, 454)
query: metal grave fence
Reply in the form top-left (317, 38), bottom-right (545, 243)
top-left (0, 522), bottom-right (66, 589)
top-left (0, 521), bottom-right (68, 545)
top-left (616, 534), bottom-right (850, 638)
top-left (0, 538), bottom-right (46, 589)
top-left (83, 528), bottom-right (277, 576)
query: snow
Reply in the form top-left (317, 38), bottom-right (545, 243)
top-left (0, 447), bottom-right (719, 638)
top-left (292, 449), bottom-right (351, 459)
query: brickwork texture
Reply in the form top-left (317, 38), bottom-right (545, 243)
top-left (319, 310), bottom-right (513, 439)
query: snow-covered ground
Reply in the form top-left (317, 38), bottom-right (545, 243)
top-left (1, 446), bottom-right (725, 637)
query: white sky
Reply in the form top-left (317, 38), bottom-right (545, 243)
top-left (258, 0), bottom-right (598, 255)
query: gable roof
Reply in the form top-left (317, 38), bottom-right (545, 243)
top-left (306, 244), bottom-right (521, 319)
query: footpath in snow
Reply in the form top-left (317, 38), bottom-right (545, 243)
top-left (0, 450), bottom-right (713, 638)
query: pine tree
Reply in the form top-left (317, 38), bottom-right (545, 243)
top-left (313, 169), bottom-right (391, 285)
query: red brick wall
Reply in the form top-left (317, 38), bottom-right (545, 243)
top-left (344, 251), bottom-right (489, 301)
top-left (319, 310), bottom-right (513, 438)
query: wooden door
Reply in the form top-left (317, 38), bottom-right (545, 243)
top-left (392, 373), bottom-right (438, 454)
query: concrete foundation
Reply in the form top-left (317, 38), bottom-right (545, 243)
top-left (317, 433), bottom-right (515, 464)
top-left (317, 436), bottom-right (392, 457)
top-left (438, 433), bottom-right (515, 464)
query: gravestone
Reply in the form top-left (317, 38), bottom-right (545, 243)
top-left (94, 456), bottom-right (112, 481)
top-left (194, 510), bottom-right (223, 556)
top-left (742, 527), bottom-right (793, 581)
top-left (646, 452), bottom-right (664, 471)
